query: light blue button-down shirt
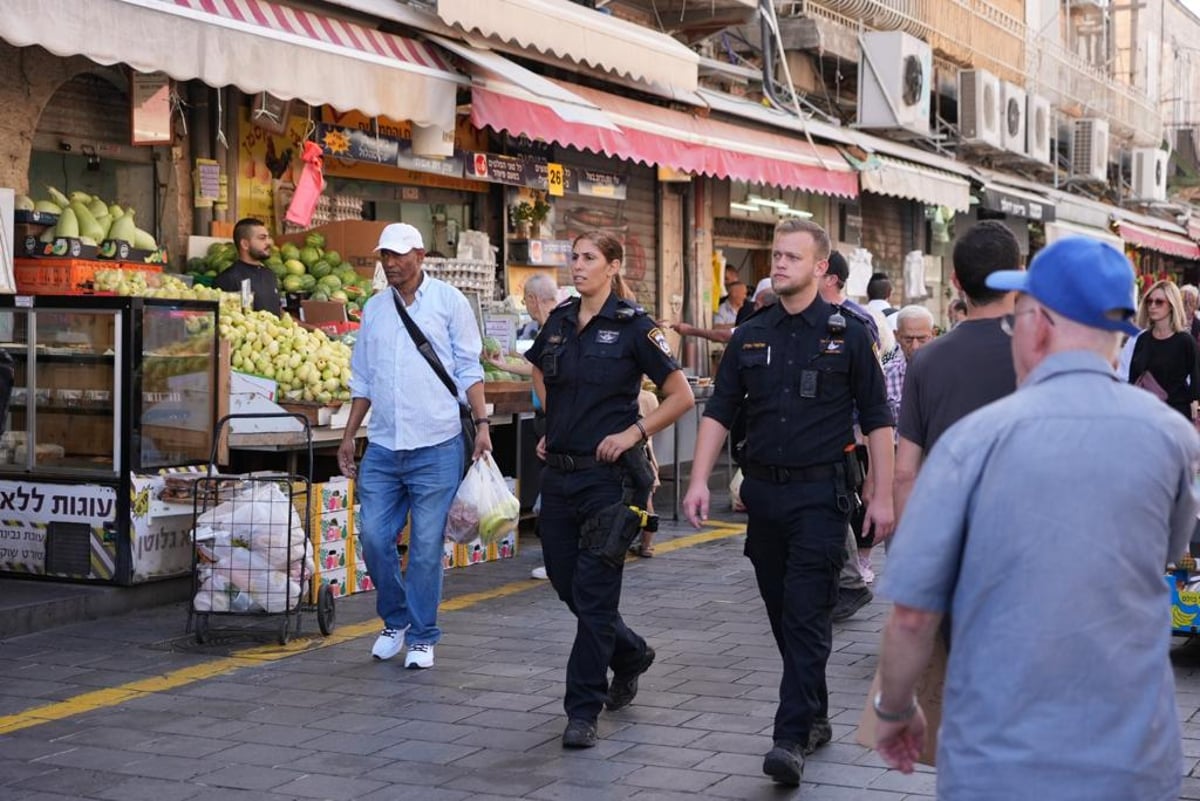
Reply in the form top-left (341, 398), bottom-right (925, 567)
top-left (349, 275), bottom-right (484, 451)
top-left (883, 350), bottom-right (1199, 801)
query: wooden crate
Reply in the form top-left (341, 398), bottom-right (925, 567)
top-left (14, 258), bottom-right (163, 295)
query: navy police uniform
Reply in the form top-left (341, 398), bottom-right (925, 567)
top-left (704, 294), bottom-right (891, 749)
top-left (526, 293), bottom-right (679, 725)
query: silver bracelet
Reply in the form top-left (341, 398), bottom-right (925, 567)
top-left (873, 691), bottom-right (917, 723)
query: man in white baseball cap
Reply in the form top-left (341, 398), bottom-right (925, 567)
top-left (338, 222), bottom-right (492, 670)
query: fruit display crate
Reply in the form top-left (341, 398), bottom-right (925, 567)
top-left (14, 258), bottom-right (162, 295)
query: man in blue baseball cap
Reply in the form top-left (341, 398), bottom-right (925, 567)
top-left (870, 236), bottom-right (1199, 800)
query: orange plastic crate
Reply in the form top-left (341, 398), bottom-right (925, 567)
top-left (14, 259), bottom-right (163, 295)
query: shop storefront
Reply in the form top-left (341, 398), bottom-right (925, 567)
top-left (847, 153), bottom-right (972, 318)
top-left (1114, 215), bottom-right (1200, 291)
top-left (0, 0), bottom-right (479, 585)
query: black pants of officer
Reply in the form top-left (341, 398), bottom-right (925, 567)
top-left (739, 474), bottom-right (848, 746)
top-left (539, 462), bottom-right (650, 723)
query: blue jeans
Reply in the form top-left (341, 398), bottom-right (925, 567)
top-left (356, 436), bottom-right (463, 644)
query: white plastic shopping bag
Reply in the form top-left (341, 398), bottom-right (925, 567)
top-left (444, 453), bottom-right (520, 544)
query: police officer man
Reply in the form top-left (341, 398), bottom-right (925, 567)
top-left (683, 219), bottom-right (895, 787)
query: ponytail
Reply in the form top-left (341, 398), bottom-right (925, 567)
top-left (612, 273), bottom-right (635, 301)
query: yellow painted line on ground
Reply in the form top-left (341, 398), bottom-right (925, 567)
top-left (0, 522), bottom-right (745, 735)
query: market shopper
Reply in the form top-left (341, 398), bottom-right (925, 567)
top-left (527, 231), bottom-right (693, 749)
top-left (893, 220), bottom-right (1020, 520)
top-left (884, 306), bottom-right (936, 428)
top-left (214, 218), bottom-right (282, 315)
top-left (488, 273), bottom-right (559, 580)
top-left (337, 223), bottom-right (491, 670)
top-left (1129, 280), bottom-right (1200, 421)
top-left (874, 237), bottom-right (1198, 801)
top-left (820, 250), bottom-right (887, 622)
top-left (682, 219), bottom-right (894, 787)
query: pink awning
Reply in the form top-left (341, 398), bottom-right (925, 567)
top-left (1116, 221), bottom-right (1200, 260)
top-left (470, 82), bottom-right (858, 198)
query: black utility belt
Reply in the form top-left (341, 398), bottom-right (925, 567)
top-left (544, 452), bottom-right (601, 472)
top-left (742, 462), bottom-right (839, 484)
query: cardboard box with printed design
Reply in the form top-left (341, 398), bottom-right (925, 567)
top-left (314, 566), bottom-right (348, 600)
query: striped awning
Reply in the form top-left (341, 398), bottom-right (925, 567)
top-left (471, 79), bottom-right (858, 198)
top-left (0, 0), bottom-right (461, 126)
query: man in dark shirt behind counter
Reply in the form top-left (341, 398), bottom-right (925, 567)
top-left (214, 217), bottom-right (282, 315)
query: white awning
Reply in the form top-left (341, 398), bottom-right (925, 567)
top-left (426, 35), bottom-right (619, 131)
top-left (0, 0), bottom-right (461, 127)
top-left (1044, 220), bottom-right (1123, 250)
top-left (434, 0), bottom-right (699, 93)
top-left (858, 156), bottom-right (971, 212)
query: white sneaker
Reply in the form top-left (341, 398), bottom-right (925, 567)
top-left (371, 626), bottom-right (407, 660)
top-left (405, 643), bottom-right (435, 669)
top-left (531, 565), bottom-right (549, 580)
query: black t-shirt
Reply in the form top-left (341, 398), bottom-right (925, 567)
top-left (897, 317), bottom-right (1016, 453)
top-left (526, 295), bottom-right (679, 455)
top-left (214, 261), bottom-right (282, 315)
top-left (704, 295), bottom-right (891, 468)
top-left (1130, 330), bottom-right (1200, 417)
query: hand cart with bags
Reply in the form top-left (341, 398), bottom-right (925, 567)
top-left (186, 413), bottom-right (336, 645)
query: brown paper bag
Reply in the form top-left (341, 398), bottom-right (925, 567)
top-left (855, 636), bottom-right (948, 766)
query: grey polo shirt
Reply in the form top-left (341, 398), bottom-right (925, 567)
top-left (883, 350), bottom-right (1199, 801)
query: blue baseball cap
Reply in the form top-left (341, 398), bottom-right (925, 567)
top-left (985, 236), bottom-right (1139, 336)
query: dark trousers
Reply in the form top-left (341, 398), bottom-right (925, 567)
top-left (539, 463), bottom-right (649, 723)
top-left (740, 475), bottom-right (848, 745)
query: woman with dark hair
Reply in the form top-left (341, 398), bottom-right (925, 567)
top-left (525, 232), bottom-right (693, 748)
top-left (1130, 280), bottom-right (1200, 421)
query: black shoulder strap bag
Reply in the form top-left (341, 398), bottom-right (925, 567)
top-left (391, 288), bottom-right (476, 468)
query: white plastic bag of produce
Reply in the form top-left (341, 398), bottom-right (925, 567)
top-left (196, 482), bottom-right (306, 569)
top-left (444, 453), bottom-right (520, 545)
top-left (193, 569), bottom-right (231, 612)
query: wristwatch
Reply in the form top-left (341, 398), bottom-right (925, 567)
top-left (873, 691), bottom-right (917, 723)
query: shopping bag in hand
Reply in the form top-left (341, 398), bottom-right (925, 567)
top-left (444, 453), bottom-right (520, 544)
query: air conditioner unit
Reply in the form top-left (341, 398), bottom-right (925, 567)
top-left (1000, 81), bottom-right (1027, 155)
top-left (1026, 94), bottom-right (1052, 164)
top-left (958, 69), bottom-right (1002, 149)
top-left (857, 30), bottom-right (932, 135)
top-left (1131, 148), bottom-right (1168, 201)
top-left (1071, 118), bottom-right (1109, 182)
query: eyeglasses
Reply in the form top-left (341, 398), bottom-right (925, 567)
top-left (1001, 307), bottom-right (1055, 336)
top-left (1146, 297), bottom-right (1169, 307)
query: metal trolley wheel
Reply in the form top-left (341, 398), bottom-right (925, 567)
top-left (317, 584), bottom-right (337, 635)
top-left (194, 613), bottom-right (210, 645)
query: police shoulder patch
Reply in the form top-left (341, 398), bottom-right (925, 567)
top-left (647, 327), bottom-right (673, 356)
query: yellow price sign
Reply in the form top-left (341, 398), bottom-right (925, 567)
top-left (547, 162), bottom-right (565, 197)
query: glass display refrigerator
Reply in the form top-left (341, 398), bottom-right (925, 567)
top-left (0, 295), bottom-right (220, 585)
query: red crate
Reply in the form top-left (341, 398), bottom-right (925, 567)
top-left (14, 259), bottom-right (163, 295)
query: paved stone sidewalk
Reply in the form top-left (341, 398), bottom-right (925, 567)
top-left (3, 514), bottom-right (1200, 800)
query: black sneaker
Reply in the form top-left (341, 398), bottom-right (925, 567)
top-left (804, 718), bottom-right (833, 755)
top-left (561, 718), bottom-right (598, 748)
top-left (832, 586), bottom-right (873, 622)
top-left (606, 645), bottom-right (656, 711)
top-left (763, 741), bottom-right (805, 786)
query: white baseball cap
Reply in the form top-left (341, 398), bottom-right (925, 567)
top-left (374, 223), bottom-right (424, 254)
top-left (753, 277), bottom-right (772, 299)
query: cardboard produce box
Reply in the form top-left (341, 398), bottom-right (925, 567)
top-left (276, 221), bottom-right (389, 280)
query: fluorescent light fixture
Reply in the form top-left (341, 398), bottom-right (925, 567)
top-left (748, 196), bottom-right (789, 209)
top-left (780, 208), bottom-right (814, 218)
top-left (729, 202), bottom-right (758, 212)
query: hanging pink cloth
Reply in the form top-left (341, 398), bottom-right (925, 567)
top-left (285, 140), bottom-right (325, 228)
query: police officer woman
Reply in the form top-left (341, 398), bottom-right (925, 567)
top-left (683, 219), bottom-right (895, 787)
top-left (526, 231), bottom-right (694, 749)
